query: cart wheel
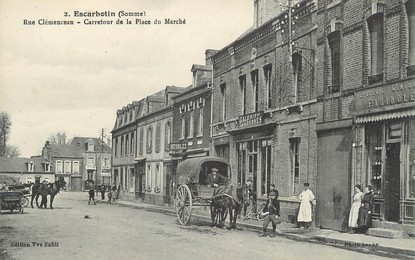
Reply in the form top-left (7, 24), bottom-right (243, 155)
top-left (21, 196), bottom-right (29, 208)
top-left (175, 185), bottom-right (192, 225)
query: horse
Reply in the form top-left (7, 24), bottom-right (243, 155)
top-left (31, 180), bottom-right (66, 209)
top-left (210, 184), bottom-right (247, 230)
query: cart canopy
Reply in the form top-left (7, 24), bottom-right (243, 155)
top-left (176, 157), bottom-right (230, 185)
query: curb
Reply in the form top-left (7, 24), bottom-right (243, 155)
top-left (98, 200), bottom-right (414, 259)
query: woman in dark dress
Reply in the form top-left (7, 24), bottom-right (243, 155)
top-left (357, 185), bottom-right (374, 234)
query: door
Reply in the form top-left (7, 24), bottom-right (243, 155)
top-left (316, 128), bottom-right (352, 231)
top-left (384, 143), bottom-right (400, 222)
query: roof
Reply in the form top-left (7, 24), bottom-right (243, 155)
top-left (0, 157), bottom-right (50, 173)
top-left (68, 137), bottom-right (111, 153)
top-left (49, 144), bottom-right (83, 158)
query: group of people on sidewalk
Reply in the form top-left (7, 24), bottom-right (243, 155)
top-left (88, 183), bottom-right (118, 205)
top-left (348, 184), bottom-right (374, 234)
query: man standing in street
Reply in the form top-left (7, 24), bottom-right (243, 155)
top-left (258, 191), bottom-right (283, 237)
top-left (297, 183), bottom-right (315, 229)
top-left (88, 188), bottom-right (96, 205)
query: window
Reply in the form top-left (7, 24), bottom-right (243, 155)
top-left (368, 13), bottom-right (384, 77)
top-left (56, 160), bottom-right (62, 173)
top-left (146, 165), bottom-right (152, 188)
top-left (130, 132), bottom-right (134, 155)
top-left (251, 70), bottom-right (259, 112)
top-left (198, 108), bottom-right (203, 136)
top-left (181, 116), bottom-right (186, 140)
top-left (27, 162), bottom-right (34, 172)
top-left (240, 75), bottom-right (247, 115)
top-left (120, 136), bottom-right (124, 156)
top-left (64, 161), bottom-right (71, 173)
top-left (165, 122), bottom-right (171, 151)
top-left (139, 128), bottom-right (144, 155)
top-left (189, 111), bottom-right (194, 138)
top-left (44, 163), bottom-right (50, 172)
top-left (88, 142), bottom-right (94, 152)
top-left (406, 0), bottom-right (415, 75)
top-left (215, 144), bottom-right (229, 161)
top-left (237, 142), bottom-right (247, 185)
top-left (290, 138), bottom-right (300, 195)
top-left (264, 65), bottom-right (272, 109)
top-left (73, 161), bottom-right (79, 174)
top-left (261, 140), bottom-right (272, 197)
top-left (292, 52), bottom-right (303, 99)
top-left (155, 124), bottom-right (161, 153)
top-left (155, 164), bottom-right (160, 188)
top-left (102, 158), bottom-right (110, 169)
top-left (146, 127), bottom-right (153, 153)
top-left (328, 31), bottom-right (340, 93)
top-left (114, 137), bottom-right (118, 157)
top-left (125, 134), bottom-right (129, 156)
top-left (220, 83), bottom-right (226, 121)
top-left (87, 157), bottom-right (94, 168)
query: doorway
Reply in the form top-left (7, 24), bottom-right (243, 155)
top-left (384, 142), bottom-right (401, 222)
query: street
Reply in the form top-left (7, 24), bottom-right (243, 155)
top-left (1, 192), bottom-right (392, 260)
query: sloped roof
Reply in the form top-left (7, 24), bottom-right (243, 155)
top-left (49, 144), bottom-right (83, 158)
top-left (0, 157), bottom-right (50, 173)
top-left (68, 137), bottom-right (111, 153)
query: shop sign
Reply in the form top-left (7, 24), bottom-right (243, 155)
top-left (169, 142), bottom-right (187, 151)
top-left (238, 111), bottom-right (264, 129)
top-left (355, 79), bottom-right (415, 112)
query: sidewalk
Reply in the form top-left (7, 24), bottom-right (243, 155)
top-left (96, 196), bottom-right (414, 259)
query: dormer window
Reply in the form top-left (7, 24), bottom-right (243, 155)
top-left (88, 142), bottom-right (95, 152)
top-left (44, 163), bottom-right (50, 172)
top-left (27, 162), bottom-right (34, 172)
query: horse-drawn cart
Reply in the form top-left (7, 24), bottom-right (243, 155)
top-left (175, 157), bottom-right (242, 226)
top-left (0, 191), bottom-right (24, 214)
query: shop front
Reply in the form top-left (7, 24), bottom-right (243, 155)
top-left (354, 78), bottom-right (415, 229)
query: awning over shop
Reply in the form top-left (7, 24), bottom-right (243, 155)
top-left (355, 109), bottom-right (415, 124)
top-left (134, 157), bottom-right (146, 162)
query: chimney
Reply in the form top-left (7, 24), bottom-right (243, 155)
top-left (205, 49), bottom-right (218, 67)
top-left (42, 141), bottom-right (51, 160)
top-left (254, 0), bottom-right (285, 28)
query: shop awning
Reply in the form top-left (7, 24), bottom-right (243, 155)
top-left (134, 157), bottom-right (146, 162)
top-left (355, 109), bottom-right (415, 124)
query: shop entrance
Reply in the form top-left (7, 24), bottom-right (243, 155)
top-left (384, 142), bottom-right (401, 222)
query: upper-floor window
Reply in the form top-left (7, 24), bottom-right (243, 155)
top-left (189, 111), bottom-right (194, 138)
top-left (64, 160), bottom-right (71, 173)
top-left (27, 162), bottom-right (34, 172)
top-left (56, 160), bottom-right (62, 173)
top-left (102, 157), bottom-right (110, 169)
top-left (264, 65), bottom-right (272, 109)
top-left (87, 142), bottom-right (94, 152)
top-left (368, 13), bottom-right (384, 76)
top-left (139, 128), bottom-right (144, 155)
top-left (328, 31), bottom-right (340, 93)
top-left (240, 75), bottom-right (247, 115)
top-left (292, 52), bottom-right (303, 100)
top-left (120, 136), bottom-right (124, 156)
top-left (130, 132), bottom-right (135, 155)
top-left (146, 127), bottom-right (153, 153)
top-left (44, 163), bottom-right (50, 172)
top-left (181, 116), bottom-right (186, 140)
top-left (114, 137), bottom-right (118, 157)
top-left (125, 134), bottom-right (129, 156)
top-left (406, 0), bottom-right (415, 74)
top-left (198, 108), bottom-right (204, 136)
top-left (220, 83), bottom-right (226, 121)
top-left (155, 124), bottom-right (161, 153)
top-left (87, 157), bottom-right (95, 167)
top-left (73, 161), bottom-right (79, 174)
top-left (165, 122), bottom-right (171, 151)
top-left (251, 70), bottom-right (259, 112)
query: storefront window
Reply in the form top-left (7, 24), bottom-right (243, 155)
top-left (261, 140), bottom-right (272, 196)
top-left (365, 123), bottom-right (383, 194)
top-left (408, 119), bottom-right (415, 199)
top-left (237, 142), bottom-right (247, 185)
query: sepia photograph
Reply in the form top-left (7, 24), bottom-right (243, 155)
top-left (0, 0), bottom-right (414, 259)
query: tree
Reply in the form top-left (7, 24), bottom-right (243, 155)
top-left (0, 112), bottom-right (12, 156)
top-left (48, 132), bottom-right (67, 145)
top-left (4, 145), bottom-right (20, 158)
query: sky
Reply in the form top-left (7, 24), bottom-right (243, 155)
top-left (0, 0), bottom-right (253, 157)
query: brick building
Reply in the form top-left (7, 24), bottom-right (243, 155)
top-left (210, 0), bottom-right (317, 222)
